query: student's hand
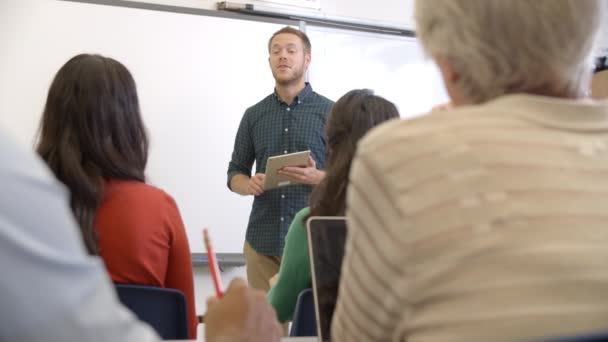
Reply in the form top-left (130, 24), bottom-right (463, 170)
top-left (278, 155), bottom-right (325, 185)
top-left (248, 173), bottom-right (265, 196)
top-left (205, 278), bottom-right (282, 342)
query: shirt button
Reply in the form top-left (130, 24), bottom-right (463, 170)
top-left (281, 217), bottom-right (285, 221)
top-left (284, 128), bottom-right (289, 132)
top-left (286, 107), bottom-right (291, 111)
top-left (281, 194), bottom-right (285, 199)
top-left (284, 150), bottom-right (288, 154)
top-left (298, 100), bottom-right (301, 104)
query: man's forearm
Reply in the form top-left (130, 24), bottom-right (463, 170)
top-left (230, 174), bottom-right (250, 196)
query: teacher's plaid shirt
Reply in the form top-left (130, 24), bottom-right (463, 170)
top-left (227, 83), bottom-right (333, 256)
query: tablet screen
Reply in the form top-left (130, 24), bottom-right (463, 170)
top-left (307, 217), bottom-right (347, 342)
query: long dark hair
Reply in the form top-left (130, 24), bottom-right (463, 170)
top-left (309, 89), bottom-right (399, 217)
top-left (36, 54), bottom-right (148, 254)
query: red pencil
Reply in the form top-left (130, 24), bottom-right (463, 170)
top-left (203, 228), bottom-right (224, 298)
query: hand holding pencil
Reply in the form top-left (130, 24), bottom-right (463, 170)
top-left (203, 229), bottom-right (281, 342)
top-left (204, 278), bottom-right (282, 342)
top-left (203, 228), bottom-right (224, 298)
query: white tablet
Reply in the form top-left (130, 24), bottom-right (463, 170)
top-left (264, 150), bottom-right (310, 190)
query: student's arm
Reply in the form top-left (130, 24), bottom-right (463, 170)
top-left (267, 207), bottom-right (312, 322)
top-left (164, 195), bottom-right (198, 339)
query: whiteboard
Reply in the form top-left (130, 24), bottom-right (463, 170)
top-left (0, 0), bottom-right (447, 254)
top-left (307, 25), bottom-right (448, 118)
top-left (0, 0), bottom-right (289, 253)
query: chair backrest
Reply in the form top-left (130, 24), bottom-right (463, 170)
top-left (536, 333), bottom-right (608, 342)
top-left (290, 288), bottom-right (317, 337)
top-left (114, 283), bottom-right (189, 339)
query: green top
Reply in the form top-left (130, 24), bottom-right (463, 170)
top-left (267, 207), bottom-right (312, 322)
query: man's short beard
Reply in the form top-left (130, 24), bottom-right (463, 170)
top-left (274, 64), bottom-right (306, 86)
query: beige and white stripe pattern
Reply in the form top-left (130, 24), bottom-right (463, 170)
top-left (331, 95), bottom-right (608, 342)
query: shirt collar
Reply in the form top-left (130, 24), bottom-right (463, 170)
top-left (273, 82), bottom-right (314, 105)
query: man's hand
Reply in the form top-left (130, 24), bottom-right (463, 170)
top-left (230, 174), bottom-right (265, 196)
top-left (268, 273), bottom-right (279, 288)
top-left (205, 278), bottom-right (282, 342)
top-left (247, 173), bottom-right (265, 196)
top-left (278, 155), bottom-right (325, 185)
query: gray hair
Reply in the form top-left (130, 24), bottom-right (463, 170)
top-left (415, 0), bottom-right (605, 103)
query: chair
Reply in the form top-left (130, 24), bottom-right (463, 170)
top-left (289, 288), bottom-right (317, 337)
top-left (114, 283), bottom-right (189, 340)
top-left (535, 332), bottom-right (608, 342)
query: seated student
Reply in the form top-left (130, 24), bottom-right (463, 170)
top-left (267, 89), bottom-right (399, 322)
top-left (35, 54), bottom-right (197, 338)
top-left (331, 1), bottom-right (608, 342)
top-left (0, 126), bottom-right (281, 342)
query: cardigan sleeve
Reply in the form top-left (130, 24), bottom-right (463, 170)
top-left (267, 207), bottom-right (313, 322)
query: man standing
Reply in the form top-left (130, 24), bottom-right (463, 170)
top-left (227, 27), bottom-right (333, 291)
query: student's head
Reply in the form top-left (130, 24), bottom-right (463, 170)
top-left (415, 0), bottom-right (604, 105)
top-left (36, 53), bottom-right (148, 254)
top-left (268, 27), bottom-right (311, 86)
top-left (309, 89), bottom-right (399, 217)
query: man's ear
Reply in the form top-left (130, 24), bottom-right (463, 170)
top-left (434, 55), bottom-right (469, 105)
top-left (304, 52), bottom-right (311, 69)
top-left (435, 55), bottom-right (459, 84)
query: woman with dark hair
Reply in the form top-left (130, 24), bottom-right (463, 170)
top-left (36, 54), bottom-right (197, 338)
top-left (267, 89), bottom-right (399, 323)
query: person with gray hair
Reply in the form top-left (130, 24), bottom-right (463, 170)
top-left (416, 0), bottom-right (599, 104)
top-left (329, 1), bottom-right (608, 342)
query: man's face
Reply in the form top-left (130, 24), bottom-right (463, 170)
top-left (268, 33), bottom-right (311, 86)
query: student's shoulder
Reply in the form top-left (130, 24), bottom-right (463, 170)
top-left (294, 207), bottom-right (311, 223)
top-left (358, 106), bottom-right (497, 156)
top-left (286, 207), bottom-right (310, 243)
top-left (106, 180), bottom-right (178, 209)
